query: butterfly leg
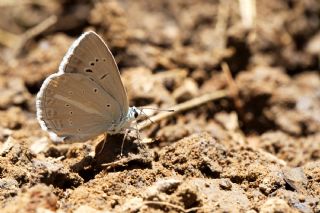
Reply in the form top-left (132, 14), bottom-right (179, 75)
top-left (135, 122), bottom-right (141, 143)
top-left (96, 132), bottom-right (107, 155)
top-left (120, 129), bottom-right (129, 157)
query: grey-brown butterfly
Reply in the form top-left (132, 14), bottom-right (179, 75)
top-left (36, 31), bottom-right (141, 142)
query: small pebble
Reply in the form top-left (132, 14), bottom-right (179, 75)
top-left (219, 179), bottom-right (232, 190)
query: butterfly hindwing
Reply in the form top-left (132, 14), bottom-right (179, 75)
top-left (36, 73), bottom-right (122, 142)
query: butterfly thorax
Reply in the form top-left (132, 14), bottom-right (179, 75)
top-left (107, 106), bottom-right (141, 134)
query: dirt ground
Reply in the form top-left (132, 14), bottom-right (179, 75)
top-left (0, 0), bottom-right (319, 212)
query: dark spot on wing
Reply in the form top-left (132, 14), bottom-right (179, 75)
top-left (90, 62), bottom-right (95, 66)
top-left (107, 104), bottom-right (110, 107)
top-left (103, 58), bottom-right (106, 62)
top-left (95, 58), bottom-right (99, 62)
top-left (100, 73), bottom-right (109, 80)
top-left (70, 111), bottom-right (73, 115)
top-left (85, 68), bottom-right (93, 73)
top-left (65, 104), bottom-right (70, 107)
top-left (94, 88), bottom-right (98, 93)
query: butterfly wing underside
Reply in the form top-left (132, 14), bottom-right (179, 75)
top-left (59, 31), bottom-right (129, 115)
top-left (37, 73), bottom-right (123, 142)
top-left (36, 31), bottom-right (128, 142)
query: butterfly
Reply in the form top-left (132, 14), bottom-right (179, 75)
top-left (36, 31), bottom-right (141, 143)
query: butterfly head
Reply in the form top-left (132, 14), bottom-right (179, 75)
top-left (133, 107), bottom-right (141, 118)
top-left (128, 106), bottom-right (142, 121)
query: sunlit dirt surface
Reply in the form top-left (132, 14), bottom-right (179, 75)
top-left (0, 1), bottom-right (319, 212)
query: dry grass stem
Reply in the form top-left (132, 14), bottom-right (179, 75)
top-left (221, 62), bottom-right (244, 111)
top-left (239, 0), bottom-right (256, 29)
top-left (137, 90), bottom-right (229, 130)
top-left (13, 15), bottom-right (57, 56)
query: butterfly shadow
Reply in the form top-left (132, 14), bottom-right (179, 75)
top-left (93, 133), bottom-right (153, 171)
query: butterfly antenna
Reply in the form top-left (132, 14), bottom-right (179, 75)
top-left (139, 109), bottom-right (155, 124)
top-left (139, 107), bottom-right (175, 112)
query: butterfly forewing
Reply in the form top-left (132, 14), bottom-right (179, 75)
top-left (59, 31), bottom-right (129, 115)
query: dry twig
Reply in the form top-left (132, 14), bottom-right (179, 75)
top-left (221, 62), bottom-right (244, 111)
top-left (238, 0), bottom-right (256, 29)
top-left (0, 15), bottom-right (57, 60)
top-left (137, 90), bottom-right (229, 130)
top-left (214, 0), bottom-right (230, 51)
top-left (13, 15), bottom-right (57, 56)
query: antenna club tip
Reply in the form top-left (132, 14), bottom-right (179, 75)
top-left (138, 107), bottom-right (174, 112)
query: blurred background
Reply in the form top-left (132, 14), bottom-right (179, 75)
top-left (0, 0), bottom-right (319, 135)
